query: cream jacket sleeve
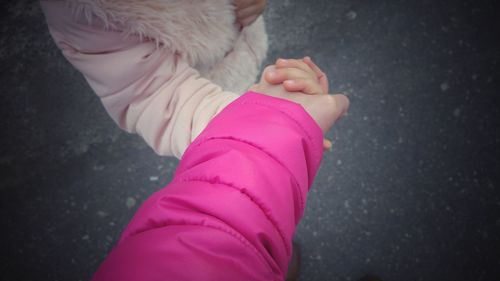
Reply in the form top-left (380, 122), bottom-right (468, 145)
top-left (41, 1), bottom-right (239, 158)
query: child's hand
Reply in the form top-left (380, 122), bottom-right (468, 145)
top-left (250, 65), bottom-right (349, 151)
top-left (259, 57), bottom-right (342, 151)
top-left (234, 0), bottom-right (267, 27)
top-left (264, 57), bottom-right (329, 96)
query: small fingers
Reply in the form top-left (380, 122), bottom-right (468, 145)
top-left (303, 56), bottom-right (329, 94)
top-left (283, 79), bottom-right (323, 95)
top-left (275, 58), bottom-right (316, 77)
top-left (265, 67), bottom-right (313, 85)
top-left (265, 65), bottom-right (323, 94)
top-left (303, 56), bottom-right (325, 78)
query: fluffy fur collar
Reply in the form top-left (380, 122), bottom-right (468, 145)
top-left (65, 0), bottom-right (238, 68)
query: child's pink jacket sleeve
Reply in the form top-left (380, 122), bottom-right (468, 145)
top-left (40, 1), bottom-right (238, 158)
top-left (91, 92), bottom-right (324, 281)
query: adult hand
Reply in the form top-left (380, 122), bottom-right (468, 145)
top-left (234, 0), bottom-right (267, 27)
top-left (250, 65), bottom-right (350, 134)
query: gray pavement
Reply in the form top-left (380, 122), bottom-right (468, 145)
top-left (1, 0), bottom-right (499, 280)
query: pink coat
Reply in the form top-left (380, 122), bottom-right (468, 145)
top-left (40, 0), bottom-right (268, 158)
top-left (91, 92), bottom-right (324, 281)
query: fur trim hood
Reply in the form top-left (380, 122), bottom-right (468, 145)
top-left (63, 0), bottom-right (268, 93)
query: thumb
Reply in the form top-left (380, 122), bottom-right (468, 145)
top-left (311, 93), bottom-right (350, 133)
top-left (330, 94), bottom-right (350, 122)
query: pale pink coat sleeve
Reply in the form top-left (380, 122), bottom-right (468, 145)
top-left (91, 92), bottom-right (324, 281)
top-left (40, 1), bottom-right (238, 158)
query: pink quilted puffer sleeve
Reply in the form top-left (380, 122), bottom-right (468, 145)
top-left (40, 1), bottom-right (238, 158)
top-left (92, 92), bottom-right (324, 281)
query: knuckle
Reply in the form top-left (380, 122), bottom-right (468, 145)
top-left (263, 65), bottom-right (275, 73)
